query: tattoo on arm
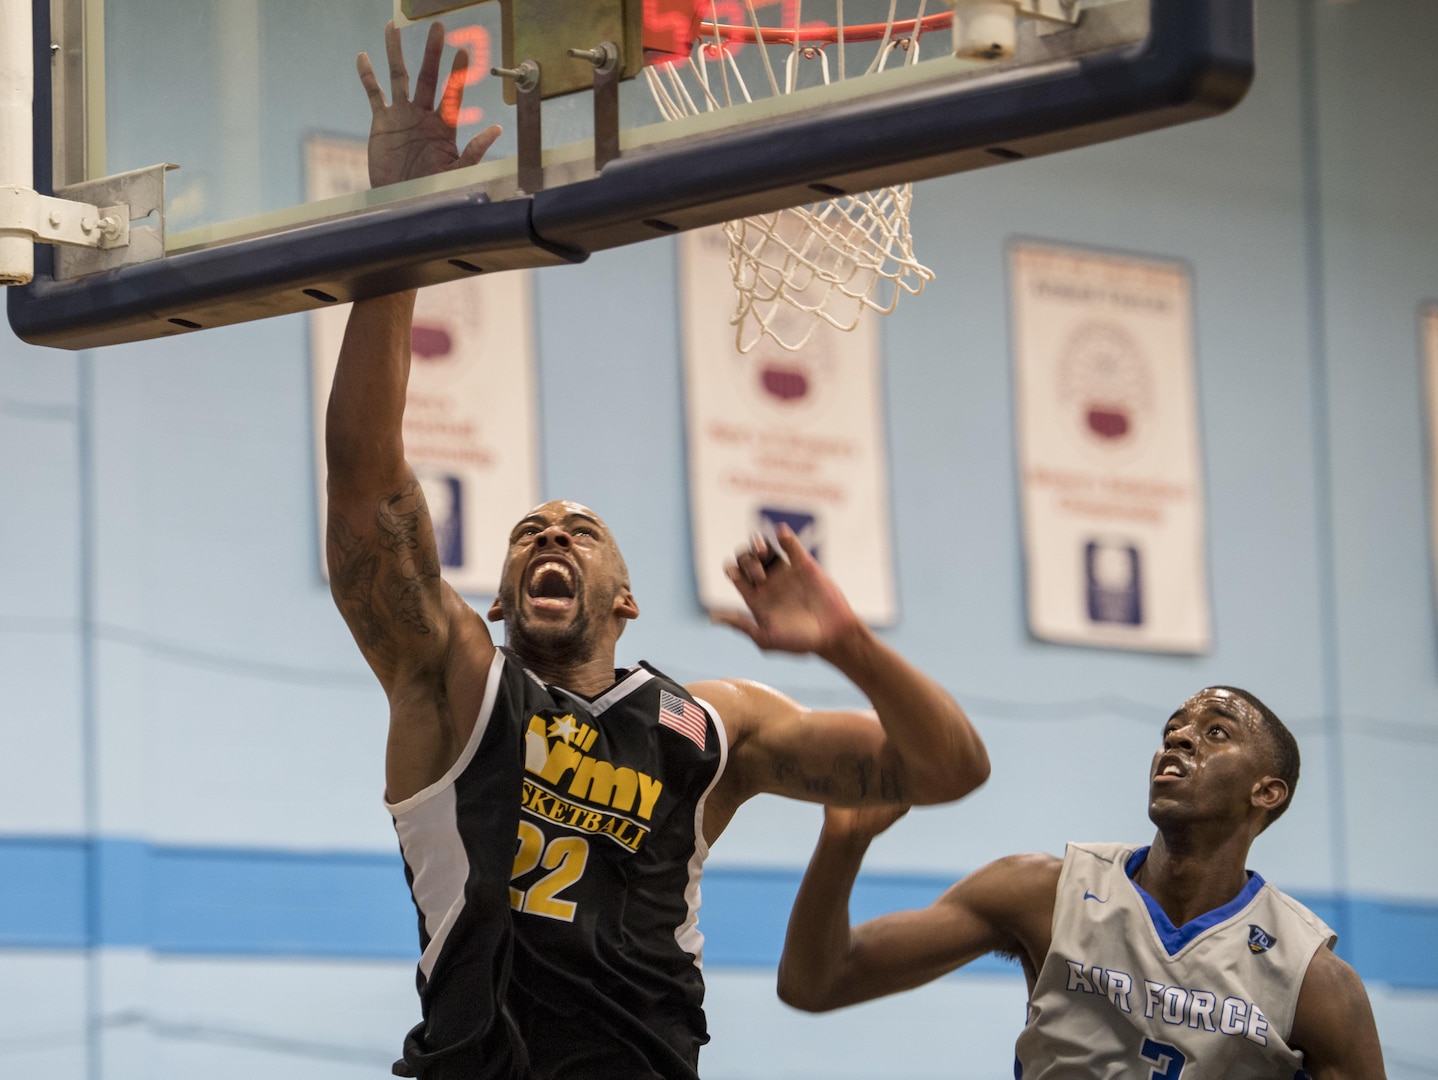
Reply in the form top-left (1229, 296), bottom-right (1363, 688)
top-left (326, 479), bottom-right (441, 654)
top-left (772, 753), bottom-right (905, 802)
top-left (376, 482), bottom-right (440, 637)
top-left (327, 514), bottom-right (389, 651)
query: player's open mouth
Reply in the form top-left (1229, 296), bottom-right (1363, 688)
top-left (1154, 754), bottom-right (1189, 782)
top-left (526, 558), bottom-right (577, 611)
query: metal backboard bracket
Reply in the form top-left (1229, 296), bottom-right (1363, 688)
top-left (395, 0), bottom-right (644, 101)
top-left (500, 0), bottom-right (642, 103)
top-left (53, 163), bottom-right (172, 279)
top-left (398, 0), bottom-right (484, 21)
top-left (1019, 0), bottom-right (1081, 26)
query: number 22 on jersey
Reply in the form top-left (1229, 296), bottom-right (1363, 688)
top-left (511, 821), bottom-right (589, 921)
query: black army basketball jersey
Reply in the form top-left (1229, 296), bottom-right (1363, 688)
top-left (387, 647), bottom-right (727, 1080)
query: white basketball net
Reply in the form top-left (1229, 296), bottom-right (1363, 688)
top-left (645, 1), bottom-right (938, 353)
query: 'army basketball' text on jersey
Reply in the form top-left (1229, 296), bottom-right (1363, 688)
top-left (387, 648), bottom-right (727, 1080)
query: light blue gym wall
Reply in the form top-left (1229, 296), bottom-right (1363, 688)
top-left (2, 1), bottom-right (1436, 1077)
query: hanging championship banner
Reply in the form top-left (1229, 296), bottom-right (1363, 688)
top-left (1424, 304), bottom-right (1438, 620)
top-left (1010, 242), bottom-right (1210, 653)
top-left (307, 135), bottom-right (539, 596)
top-left (679, 226), bottom-right (897, 625)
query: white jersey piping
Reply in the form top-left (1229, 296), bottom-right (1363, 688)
top-left (385, 649), bottom-right (508, 982)
top-left (586, 665), bottom-right (655, 715)
top-left (385, 649), bottom-right (508, 815)
top-left (674, 694), bottom-right (728, 969)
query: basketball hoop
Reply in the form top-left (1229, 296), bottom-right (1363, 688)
top-left (645, 2), bottom-right (948, 353)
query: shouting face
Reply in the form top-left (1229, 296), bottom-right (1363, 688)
top-left (489, 501), bottom-right (636, 664)
top-left (1148, 688), bottom-right (1288, 834)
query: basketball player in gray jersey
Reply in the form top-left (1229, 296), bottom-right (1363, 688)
top-left (779, 686), bottom-right (1386, 1079)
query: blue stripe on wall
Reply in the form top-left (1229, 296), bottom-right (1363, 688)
top-left (1347, 898), bottom-right (1438, 990)
top-left (1, 837), bottom-right (1434, 988)
top-left (152, 846), bottom-right (417, 957)
top-left (0, 837), bottom-right (89, 948)
top-left (0, 838), bottom-right (416, 957)
top-left (700, 867), bottom-right (1019, 976)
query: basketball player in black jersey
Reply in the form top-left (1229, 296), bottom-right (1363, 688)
top-left (326, 22), bottom-right (990, 1080)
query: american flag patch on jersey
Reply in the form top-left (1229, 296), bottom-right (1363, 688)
top-left (658, 690), bottom-right (707, 750)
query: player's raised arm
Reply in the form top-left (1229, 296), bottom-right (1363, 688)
top-left (700, 525), bottom-right (990, 808)
top-left (325, 292), bottom-right (456, 688)
top-left (1288, 946), bottom-right (1387, 1079)
top-left (777, 805), bottom-right (1058, 1011)
top-left (326, 21), bottom-right (502, 803)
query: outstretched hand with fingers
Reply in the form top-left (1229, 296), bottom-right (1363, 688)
top-left (357, 20), bottom-right (502, 190)
top-left (712, 524), bottom-right (863, 656)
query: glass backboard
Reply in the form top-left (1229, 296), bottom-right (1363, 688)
top-left (8, 0), bottom-right (1253, 348)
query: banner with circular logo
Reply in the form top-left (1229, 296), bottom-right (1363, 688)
top-left (1010, 242), bottom-right (1210, 653)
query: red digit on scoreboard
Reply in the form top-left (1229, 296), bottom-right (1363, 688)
top-left (445, 26), bottom-right (490, 127)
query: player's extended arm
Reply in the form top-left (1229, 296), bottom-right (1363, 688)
top-left (327, 22), bottom-right (502, 801)
top-left (702, 526), bottom-right (989, 806)
top-left (1287, 946), bottom-right (1387, 1079)
top-left (330, 21), bottom-right (502, 675)
top-left (777, 806), bottom-right (1058, 1011)
top-left (326, 289), bottom-right (452, 691)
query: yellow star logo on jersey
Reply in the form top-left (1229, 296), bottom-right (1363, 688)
top-left (547, 714), bottom-right (580, 744)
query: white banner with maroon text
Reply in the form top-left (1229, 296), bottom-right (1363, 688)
top-left (307, 135), bottom-right (539, 597)
top-left (679, 225), bottom-right (898, 625)
top-left (1010, 242), bottom-right (1210, 653)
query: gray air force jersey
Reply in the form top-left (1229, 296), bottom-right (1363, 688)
top-left (1015, 842), bottom-right (1336, 1080)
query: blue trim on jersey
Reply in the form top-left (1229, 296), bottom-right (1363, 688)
top-left (1125, 846), bottom-right (1268, 957)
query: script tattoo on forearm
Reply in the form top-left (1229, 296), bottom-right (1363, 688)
top-left (772, 754), bottom-right (906, 802)
top-left (376, 481), bottom-right (440, 637)
top-left (327, 513), bottom-right (388, 651)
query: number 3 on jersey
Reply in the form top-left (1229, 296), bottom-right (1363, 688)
top-left (1139, 1039), bottom-right (1186, 1080)
top-left (511, 821), bottom-right (589, 921)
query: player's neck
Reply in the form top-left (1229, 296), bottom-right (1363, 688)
top-left (516, 649), bottom-right (623, 698)
top-left (1138, 830), bottom-right (1254, 927)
